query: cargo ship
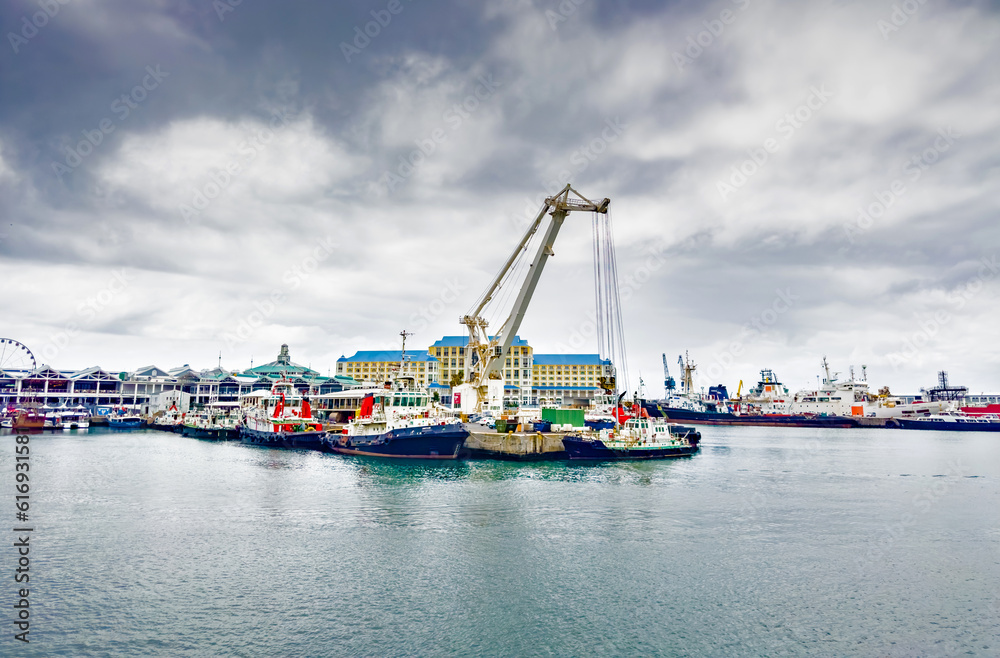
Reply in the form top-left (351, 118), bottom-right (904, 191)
top-left (644, 357), bottom-right (952, 427)
top-left (642, 363), bottom-right (859, 428)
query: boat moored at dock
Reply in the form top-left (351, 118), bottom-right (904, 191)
top-left (108, 412), bottom-right (144, 428)
top-left (238, 378), bottom-right (326, 449)
top-left (562, 415), bottom-right (701, 461)
top-left (324, 376), bottom-right (467, 459)
top-left (889, 412), bottom-right (1000, 432)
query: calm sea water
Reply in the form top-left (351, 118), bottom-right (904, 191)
top-left (2, 426), bottom-right (998, 657)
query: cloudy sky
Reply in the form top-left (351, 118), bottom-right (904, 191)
top-left (1, 0), bottom-right (998, 396)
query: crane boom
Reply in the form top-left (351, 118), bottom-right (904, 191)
top-left (458, 184), bottom-right (610, 412)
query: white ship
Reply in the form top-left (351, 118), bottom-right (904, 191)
top-left (787, 358), bottom-right (947, 419)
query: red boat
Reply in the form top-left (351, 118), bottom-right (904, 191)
top-left (11, 407), bottom-right (45, 430)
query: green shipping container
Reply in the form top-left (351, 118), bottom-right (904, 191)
top-left (540, 408), bottom-right (585, 426)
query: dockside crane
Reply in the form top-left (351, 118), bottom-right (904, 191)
top-left (456, 184), bottom-right (611, 413)
top-left (662, 353), bottom-right (676, 396)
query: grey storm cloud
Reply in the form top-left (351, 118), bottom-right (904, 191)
top-left (1, 0), bottom-right (998, 394)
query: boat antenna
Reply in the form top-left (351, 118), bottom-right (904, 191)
top-left (399, 329), bottom-right (413, 375)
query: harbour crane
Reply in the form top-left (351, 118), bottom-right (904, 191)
top-left (662, 353), bottom-right (676, 395)
top-left (456, 184), bottom-right (611, 413)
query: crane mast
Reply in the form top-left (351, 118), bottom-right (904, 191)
top-left (458, 184), bottom-right (610, 413)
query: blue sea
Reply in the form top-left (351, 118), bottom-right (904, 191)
top-left (2, 426), bottom-right (998, 656)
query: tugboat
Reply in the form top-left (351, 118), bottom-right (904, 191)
top-left (238, 378), bottom-right (326, 450)
top-left (323, 331), bottom-right (467, 459)
top-left (563, 411), bottom-right (701, 461)
top-left (181, 405), bottom-right (240, 441)
top-left (324, 386), bottom-right (467, 459)
top-left (148, 406), bottom-right (185, 432)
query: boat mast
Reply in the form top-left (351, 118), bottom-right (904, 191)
top-left (398, 329), bottom-right (413, 383)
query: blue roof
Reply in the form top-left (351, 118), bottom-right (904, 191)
top-left (338, 351), bottom-right (439, 363)
top-left (533, 354), bottom-right (609, 366)
top-left (430, 335), bottom-right (528, 348)
top-left (533, 385), bottom-right (602, 391)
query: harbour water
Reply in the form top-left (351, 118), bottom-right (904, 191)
top-left (4, 427), bottom-right (999, 656)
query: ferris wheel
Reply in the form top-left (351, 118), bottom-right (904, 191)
top-left (0, 339), bottom-right (36, 372)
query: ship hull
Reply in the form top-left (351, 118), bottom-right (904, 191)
top-left (239, 426), bottom-right (327, 449)
top-left (641, 402), bottom-right (858, 428)
top-left (182, 425), bottom-right (239, 441)
top-left (12, 419), bottom-right (45, 430)
top-left (108, 419), bottom-right (143, 428)
top-left (149, 423), bottom-right (183, 433)
top-left (562, 436), bottom-right (699, 461)
top-left (326, 425), bottom-right (466, 459)
top-left (890, 418), bottom-right (1000, 432)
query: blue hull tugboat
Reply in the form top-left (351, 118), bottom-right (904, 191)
top-left (326, 422), bottom-right (467, 459)
top-left (238, 379), bottom-right (327, 450)
top-left (563, 415), bottom-right (700, 461)
top-left (323, 384), bottom-right (467, 459)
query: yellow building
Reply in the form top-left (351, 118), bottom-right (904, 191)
top-left (530, 354), bottom-right (609, 406)
top-left (428, 336), bottom-right (533, 387)
top-left (335, 350), bottom-right (439, 387)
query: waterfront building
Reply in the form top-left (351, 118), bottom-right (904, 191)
top-left (0, 344), bottom-right (357, 413)
top-left (429, 335), bottom-right (533, 388)
top-left (335, 350), bottom-right (439, 387)
top-left (531, 354), bottom-right (609, 407)
top-left (423, 336), bottom-right (609, 407)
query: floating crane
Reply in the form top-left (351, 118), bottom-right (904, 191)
top-left (455, 184), bottom-right (611, 413)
